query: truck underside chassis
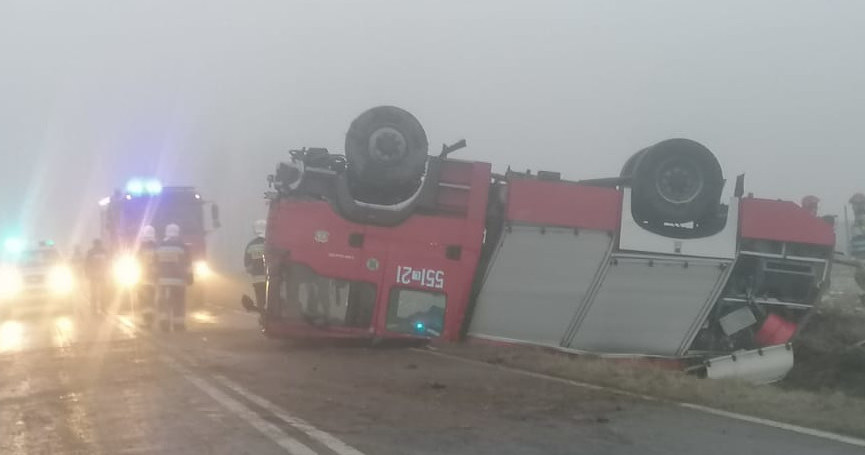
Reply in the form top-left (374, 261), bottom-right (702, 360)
top-left (259, 106), bottom-right (834, 381)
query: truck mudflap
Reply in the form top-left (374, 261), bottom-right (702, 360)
top-left (705, 344), bottom-right (794, 384)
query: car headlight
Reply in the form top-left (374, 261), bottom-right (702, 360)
top-left (193, 260), bottom-right (212, 280)
top-left (48, 265), bottom-right (75, 295)
top-left (0, 268), bottom-right (22, 300)
top-left (113, 255), bottom-right (141, 287)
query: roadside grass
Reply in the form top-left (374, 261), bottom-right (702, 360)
top-left (440, 341), bottom-right (865, 439)
top-left (784, 294), bottom-right (865, 398)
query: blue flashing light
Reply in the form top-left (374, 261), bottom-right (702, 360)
top-left (125, 178), bottom-right (163, 197)
top-left (126, 179), bottom-right (145, 195)
top-left (4, 237), bottom-right (24, 254)
top-left (145, 180), bottom-right (163, 195)
top-left (415, 321), bottom-right (425, 332)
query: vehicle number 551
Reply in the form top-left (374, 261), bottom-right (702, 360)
top-left (396, 266), bottom-right (445, 289)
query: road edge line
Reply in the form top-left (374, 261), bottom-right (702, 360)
top-left (677, 403), bottom-right (865, 448)
top-left (160, 355), bottom-right (318, 455)
top-left (413, 348), bottom-right (865, 448)
top-left (213, 375), bottom-right (366, 455)
top-left (112, 314), bottom-right (366, 455)
top-left (109, 316), bottom-right (322, 454)
top-left (412, 348), bottom-right (658, 401)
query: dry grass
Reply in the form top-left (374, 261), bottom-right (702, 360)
top-left (784, 293), bottom-right (865, 398)
top-left (439, 342), bottom-right (865, 438)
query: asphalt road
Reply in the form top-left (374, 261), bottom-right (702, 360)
top-left (0, 290), bottom-right (862, 454)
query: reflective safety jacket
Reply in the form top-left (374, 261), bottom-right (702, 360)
top-left (155, 238), bottom-right (191, 286)
top-left (138, 240), bottom-right (158, 285)
top-left (244, 236), bottom-right (266, 279)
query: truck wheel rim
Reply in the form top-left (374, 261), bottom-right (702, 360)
top-left (655, 158), bottom-right (704, 205)
top-left (368, 127), bottom-right (408, 164)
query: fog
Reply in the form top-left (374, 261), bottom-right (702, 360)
top-left (1, 0), bottom-right (864, 270)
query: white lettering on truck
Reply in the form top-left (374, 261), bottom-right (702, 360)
top-left (396, 266), bottom-right (444, 289)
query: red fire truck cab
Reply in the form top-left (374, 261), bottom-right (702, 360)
top-left (262, 153), bottom-right (490, 341)
top-left (256, 107), bottom-right (834, 382)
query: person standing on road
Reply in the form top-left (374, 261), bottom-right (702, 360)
top-left (84, 239), bottom-right (109, 315)
top-left (155, 223), bottom-right (192, 332)
top-left (137, 225), bottom-right (158, 328)
top-left (244, 219), bottom-right (267, 310)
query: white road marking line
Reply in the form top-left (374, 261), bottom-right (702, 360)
top-left (213, 375), bottom-right (366, 455)
top-left (113, 314), bottom-right (365, 454)
top-left (414, 348), bottom-right (865, 448)
top-left (678, 403), bottom-right (865, 448)
top-left (160, 355), bottom-right (319, 455)
top-left (413, 348), bottom-right (658, 401)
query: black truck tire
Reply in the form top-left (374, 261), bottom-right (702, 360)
top-left (630, 138), bottom-right (723, 224)
top-left (620, 149), bottom-right (646, 178)
top-left (345, 106), bottom-right (428, 191)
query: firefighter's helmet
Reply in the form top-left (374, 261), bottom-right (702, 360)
top-left (254, 219), bottom-right (266, 238)
top-left (141, 225), bottom-right (156, 242)
top-left (165, 223), bottom-right (181, 240)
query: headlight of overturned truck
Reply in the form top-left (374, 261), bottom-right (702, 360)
top-left (47, 265), bottom-right (75, 295)
top-left (0, 268), bottom-right (23, 300)
top-left (113, 255), bottom-right (141, 287)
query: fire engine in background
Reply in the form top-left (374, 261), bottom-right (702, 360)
top-left (246, 106), bottom-right (835, 383)
top-left (98, 179), bottom-right (220, 306)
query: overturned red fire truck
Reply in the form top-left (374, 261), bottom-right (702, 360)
top-left (250, 106), bottom-right (834, 382)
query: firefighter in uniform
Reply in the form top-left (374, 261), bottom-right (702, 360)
top-left (137, 225), bottom-right (158, 328)
top-left (84, 239), bottom-right (109, 315)
top-left (244, 219), bottom-right (267, 310)
top-left (155, 223), bottom-right (192, 332)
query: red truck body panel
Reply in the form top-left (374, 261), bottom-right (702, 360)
top-left (506, 178), bottom-right (622, 230)
top-left (739, 198), bottom-right (835, 247)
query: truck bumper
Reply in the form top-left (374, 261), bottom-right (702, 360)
top-left (705, 344), bottom-right (794, 384)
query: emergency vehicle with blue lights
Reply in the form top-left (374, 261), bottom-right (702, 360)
top-left (98, 179), bottom-right (220, 303)
top-left (251, 106), bottom-right (835, 382)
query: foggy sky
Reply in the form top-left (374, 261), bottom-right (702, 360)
top-left (1, 0), bottom-right (864, 270)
